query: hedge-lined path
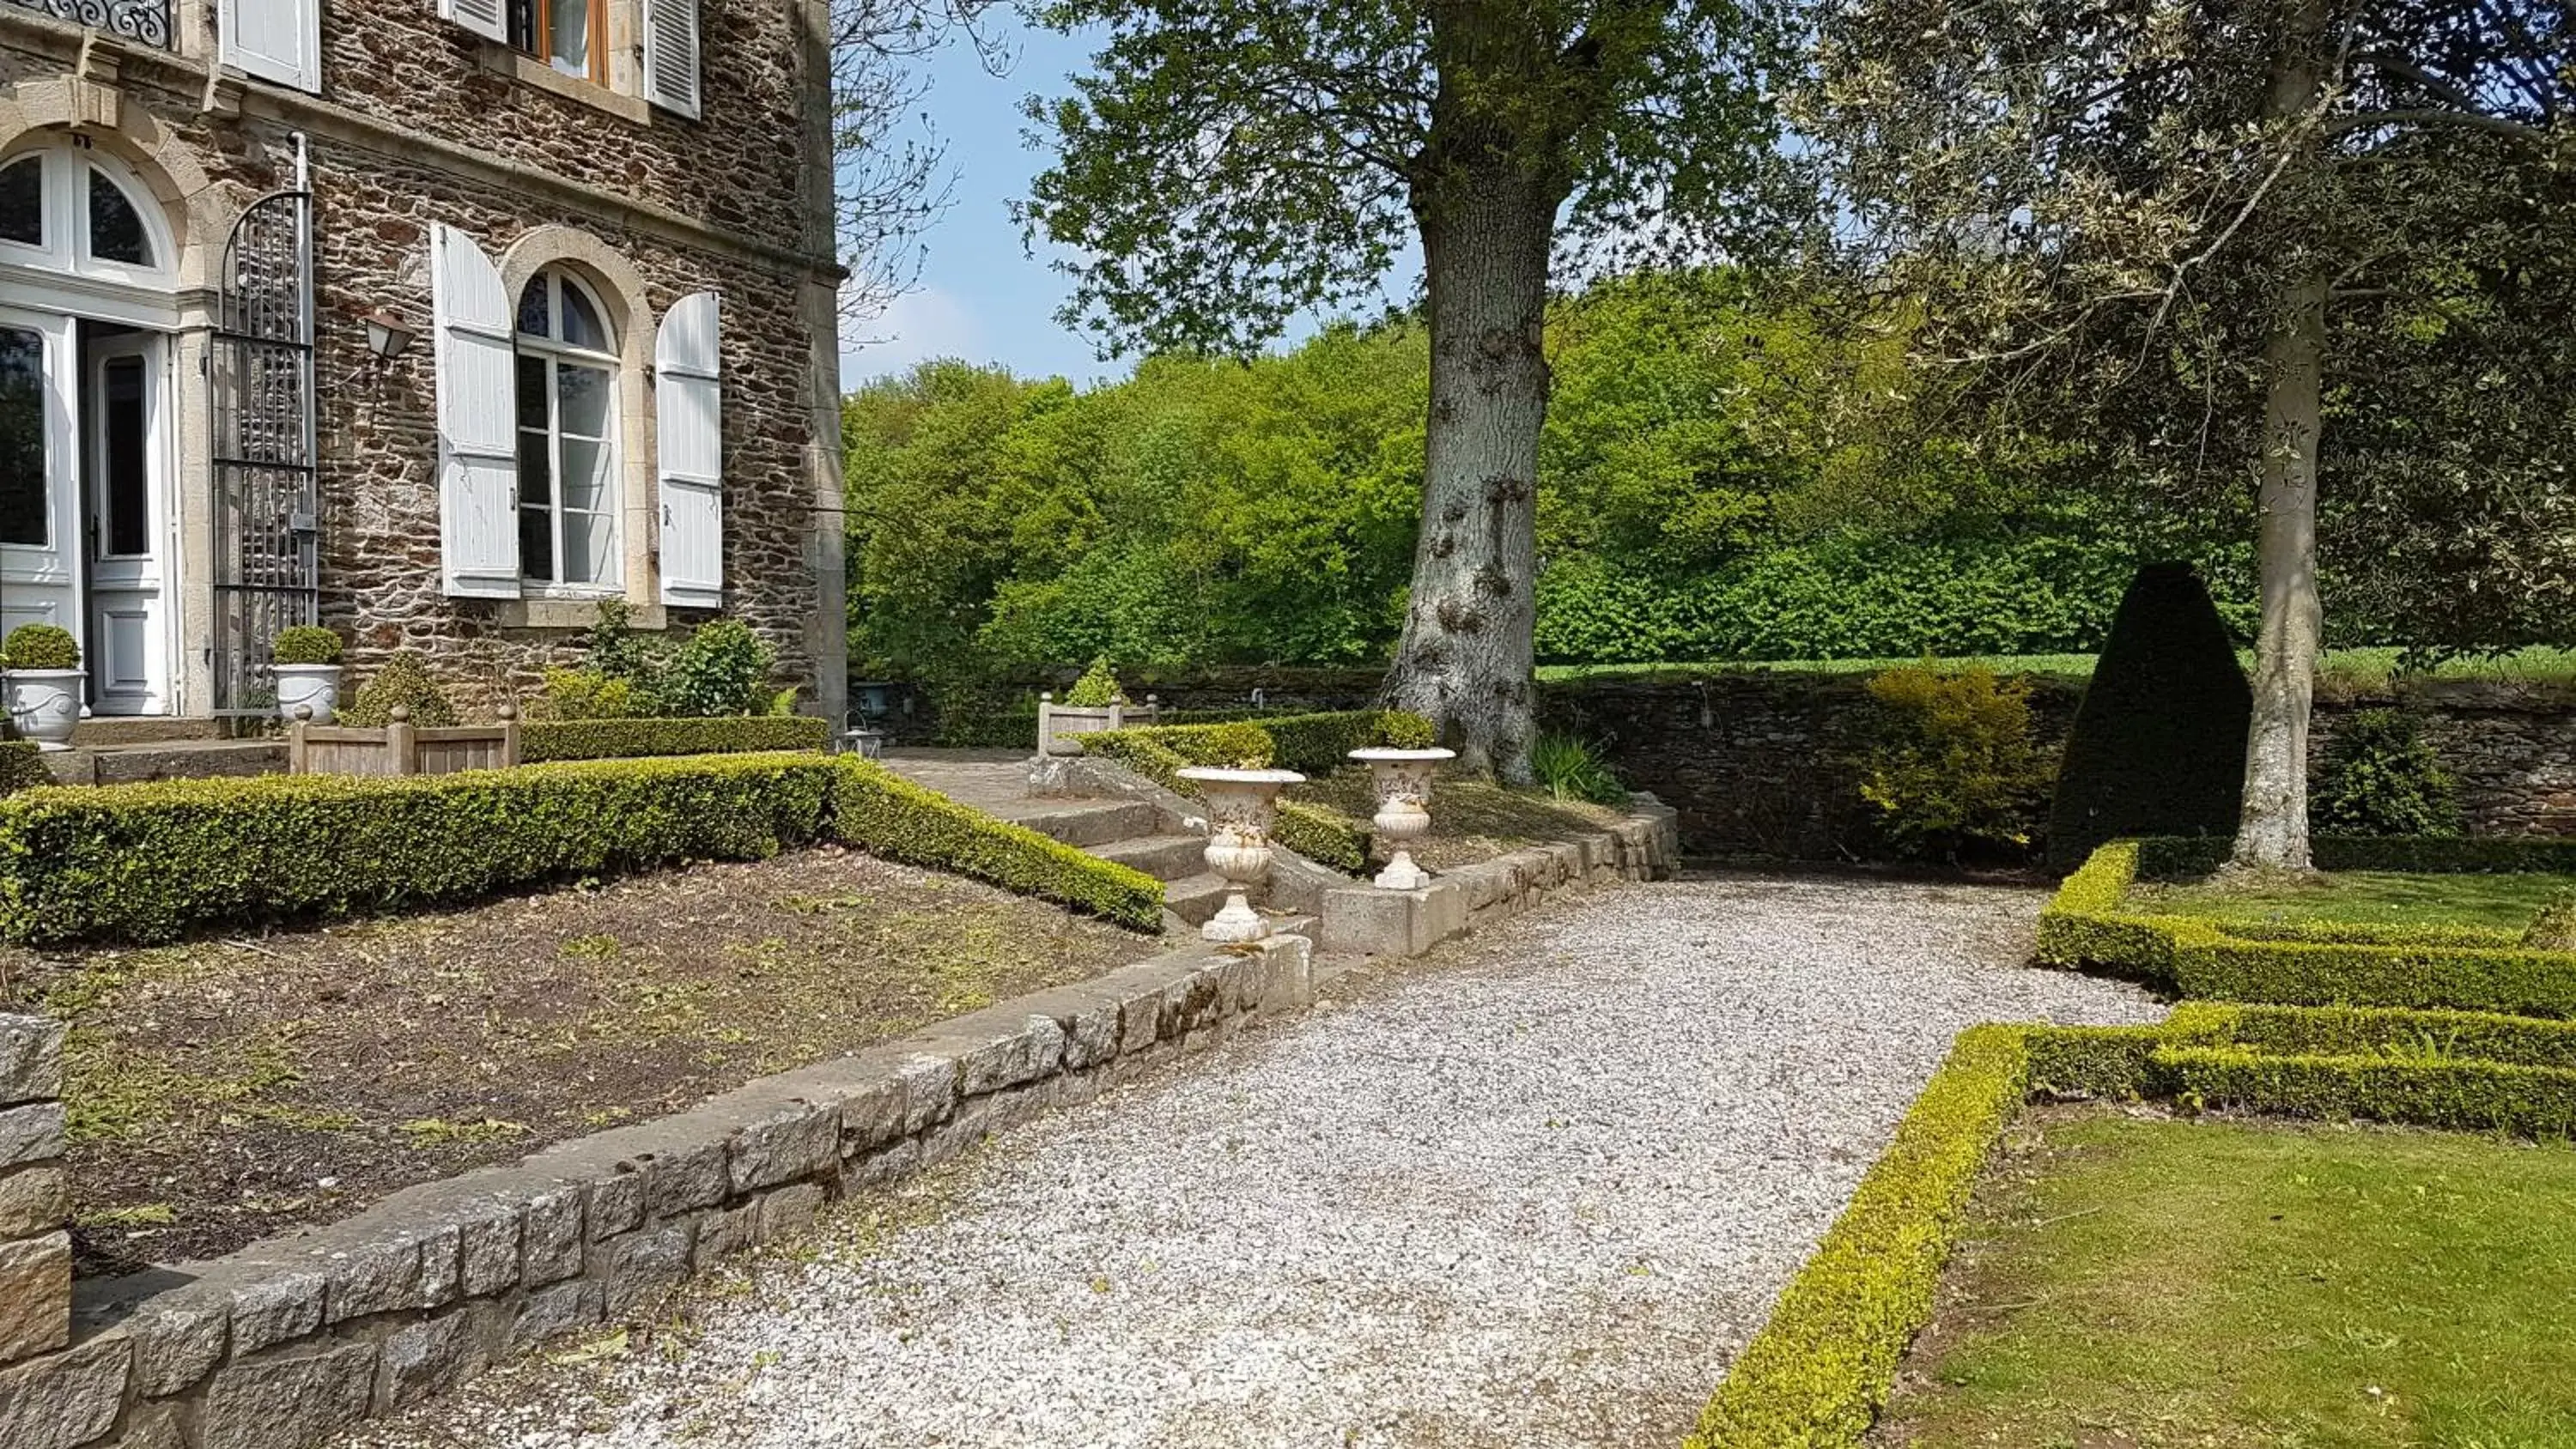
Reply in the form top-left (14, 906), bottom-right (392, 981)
top-left (340, 876), bottom-right (2161, 1449)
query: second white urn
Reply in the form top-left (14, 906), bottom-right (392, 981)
top-left (1349, 747), bottom-right (1456, 890)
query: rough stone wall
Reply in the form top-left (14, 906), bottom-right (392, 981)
top-left (0, 0), bottom-right (835, 718)
top-left (0, 1016), bottom-right (70, 1376)
top-left (305, 151), bottom-right (825, 712)
top-left (1551, 674), bottom-right (2576, 859)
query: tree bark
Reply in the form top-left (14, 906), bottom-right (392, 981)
top-left (1384, 163), bottom-right (1559, 783)
top-left (2233, 270), bottom-right (2327, 872)
top-left (2233, 0), bottom-right (2332, 872)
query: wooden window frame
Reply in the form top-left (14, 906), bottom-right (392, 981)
top-left (508, 0), bottom-right (607, 84)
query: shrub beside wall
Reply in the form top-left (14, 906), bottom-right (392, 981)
top-left (0, 754), bottom-right (838, 945)
top-left (832, 759), bottom-right (1164, 931)
top-left (0, 752), bottom-right (1171, 945)
top-left (522, 716), bottom-right (832, 763)
top-left (1083, 716), bottom-right (1392, 874)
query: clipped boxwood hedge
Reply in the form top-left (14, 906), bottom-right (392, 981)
top-left (0, 753), bottom-right (837, 945)
top-left (1687, 1024), bottom-right (2029, 1449)
top-left (0, 750), bottom-right (1171, 945)
top-left (2038, 839), bottom-right (2576, 1018)
top-left (1692, 1002), bottom-right (2576, 1449)
top-left (0, 740), bottom-right (46, 797)
top-left (832, 757), bottom-right (1163, 931)
top-left (522, 714), bottom-right (831, 763)
top-left (1083, 722), bottom-right (1373, 874)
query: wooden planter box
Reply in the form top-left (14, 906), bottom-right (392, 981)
top-left (289, 706), bottom-right (522, 777)
top-left (1036, 694), bottom-right (1161, 757)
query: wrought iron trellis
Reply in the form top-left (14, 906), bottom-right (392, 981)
top-left (1, 0), bottom-right (171, 48)
top-left (209, 164), bottom-right (317, 718)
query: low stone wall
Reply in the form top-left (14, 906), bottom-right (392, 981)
top-left (13, 937), bottom-right (1312, 1449)
top-left (1320, 799), bottom-right (1682, 957)
top-left (1546, 673), bottom-right (2576, 859)
top-left (1, 1016), bottom-right (70, 1373)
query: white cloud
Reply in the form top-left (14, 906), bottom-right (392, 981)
top-left (837, 287), bottom-right (985, 390)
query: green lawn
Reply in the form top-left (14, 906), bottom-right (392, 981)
top-left (1534, 645), bottom-right (2576, 688)
top-left (1878, 1113), bottom-right (2576, 1448)
top-left (2124, 870), bottom-right (2570, 934)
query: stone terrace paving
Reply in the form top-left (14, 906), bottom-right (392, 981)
top-left (338, 876), bottom-right (2159, 1449)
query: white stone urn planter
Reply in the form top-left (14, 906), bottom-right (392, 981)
top-left (1175, 766), bottom-right (1305, 942)
top-left (1349, 747), bottom-right (1457, 890)
top-left (4, 669), bottom-right (84, 750)
top-left (272, 664), bottom-right (345, 725)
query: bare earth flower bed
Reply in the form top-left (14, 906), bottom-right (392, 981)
top-left (0, 847), bottom-right (1147, 1275)
top-left (1291, 773), bottom-right (1630, 871)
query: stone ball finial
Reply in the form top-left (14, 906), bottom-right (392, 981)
top-left (497, 702), bottom-right (519, 722)
top-left (293, 705), bottom-right (313, 722)
top-left (390, 704), bottom-right (411, 723)
top-left (1041, 691), bottom-right (1054, 703)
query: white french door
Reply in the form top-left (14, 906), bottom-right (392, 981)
top-left (0, 307), bottom-right (175, 714)
top-left (0, 307), bottom-right (81, 652)
top-left (85, 334), bottom-right (171, 714)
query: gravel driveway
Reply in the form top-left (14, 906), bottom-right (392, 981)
top-left (343, 875), bottom-right (2160, 1449)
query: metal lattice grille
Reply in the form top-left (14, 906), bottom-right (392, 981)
top-left (1, 0), bottom-right (172, 47)
top-left (210, 188), bottom-right (318, 718)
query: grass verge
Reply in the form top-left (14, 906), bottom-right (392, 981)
top-left (1874, 1111), bottom-right (2576, 1447)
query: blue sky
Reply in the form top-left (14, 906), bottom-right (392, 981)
top-left (837, 16), bottom-right (1420, 391)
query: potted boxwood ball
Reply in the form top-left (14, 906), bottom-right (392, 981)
top-left (271, 626), bottom-right (347, 724)
top-left (1, 623), bottom-right (84, 749)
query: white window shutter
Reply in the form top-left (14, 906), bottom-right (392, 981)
top-left (431, 223), bottom-right (521, 599)
top-left (655, 291), bottom-right (723, 609)
top-left (641, 0), bottom-right (702, 118)
top-left (437, 0), bottom-right (507, 45)
top-left (222, 0), bottom-right (320, 91)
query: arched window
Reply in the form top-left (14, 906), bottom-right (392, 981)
top-left (513, 268), bottom-right (620, 590)
top-left (0, 143), bottom-right (173, 283)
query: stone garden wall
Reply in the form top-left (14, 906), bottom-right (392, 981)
top-left (1545, 674), bottom-right (2576, 859)
top-left (3, 937), bottom-right (1311, 1449)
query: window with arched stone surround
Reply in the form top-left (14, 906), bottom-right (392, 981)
top-left (514, 266), bottom-right (621, 590)
top-left (494, 227), bottom-right (661, 616)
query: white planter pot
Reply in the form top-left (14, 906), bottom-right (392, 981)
top-left (274, 663), bottom-right (345, 725)
top-left (1176, 766), bottom-right (1306, 942)
top-left (4, 669), bottom-right (85, 750)
top-left (1350, 747), bottom-right (1457, 890)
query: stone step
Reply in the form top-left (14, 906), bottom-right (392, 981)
top-left (1163, 872), bottom-right (1242, 928)
top-left (42, 738), bottom-right (288, 786)
top-left (994, 799), bottom-right (1161, 848)
top-left (1089, 834), bottom-right (1209, 882)
top-left (71, 716), bottom-right (227, 746)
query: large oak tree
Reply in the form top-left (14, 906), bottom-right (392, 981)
top-left (1800, 0), bottom-right (2573, 869)
top-left (1018, 0), bottom-right (1796, 778)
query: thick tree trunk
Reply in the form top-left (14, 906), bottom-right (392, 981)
top-left (2233, 0), bottom-right (2330, 873)
top-left (1385, 169), bottom-right (1558, 783)
top-left (2233, 271), bottom-right (2327, 871)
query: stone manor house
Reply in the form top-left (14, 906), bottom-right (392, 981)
top-left (0, 0), bottom-right (848, 725)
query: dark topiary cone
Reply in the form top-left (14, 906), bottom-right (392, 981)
top-left (2045, 562), bottom-right (2252, 870)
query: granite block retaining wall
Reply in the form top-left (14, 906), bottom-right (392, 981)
top-left (1319, 798), bottom-right (1680, 957)
top-left (3, 937), bottom-right (1312, 1449)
